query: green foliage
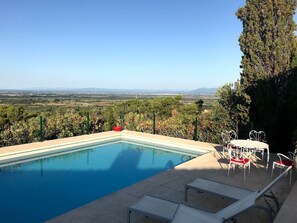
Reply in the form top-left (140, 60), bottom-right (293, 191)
top-left (0, 108), bottom-right (105, 147)
top-left (100, 96), bottom-right (197, 139)
top-left (154, 110), bottom-right (195, 139)
top-left (291, 40), bottom-right (297, 68)
top-left (0, 105), bottom-right (25, 126)
top-left (102, 107), bottom-right (116, 131)
top-left (100, 96), bottom-right (186, 130)
top-left (0, 96), bottom-right (225, 148)
top-left (90, 111), bottom-right (104, 133)
top-left (235, 0), bottom-right (297, 152)
top-left (199, 101), bottom-right (233, 143)
top-left (216, 81), bottom-right (251, 131)
top-left (237, 0), bottom-right (297, 88)
top-left (195, 99), bottom-right (204, 114)
top-left (0, 118), bottom-right (40, 147)
top-left (248, 68), bottom-right (297, 152)
top-left (42, 109), bottom-right (87, 140)
top-left (112, 96), bottom-right (183, 118)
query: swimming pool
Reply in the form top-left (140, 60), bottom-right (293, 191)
top-left (0, 141), bottom-right (197, 223)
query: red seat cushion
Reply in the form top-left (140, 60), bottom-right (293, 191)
top-left (230, 158), bottom-right (250, 165)
top-left (276, 160), bottom-right (293, 167)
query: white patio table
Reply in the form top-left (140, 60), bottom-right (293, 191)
top-left (230, 139), bottom-right (269, 169)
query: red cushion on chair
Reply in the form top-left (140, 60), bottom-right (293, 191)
top-left (276, 160), bottom-right (293, 167)
top-left (230, 158), bottom-right (250, 165)
top-left (230, 145), bottom-right (237, 149)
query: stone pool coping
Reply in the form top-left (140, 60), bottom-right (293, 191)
top-left (0, 130), bottom-right (215, 167)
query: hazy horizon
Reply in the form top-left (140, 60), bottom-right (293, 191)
top-left (0, 86), bottom-right (217, 92)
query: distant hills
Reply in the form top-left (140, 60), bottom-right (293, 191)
top-left (0, 87), bottom-right (217, 95)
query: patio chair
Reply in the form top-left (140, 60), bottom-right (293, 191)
top-left (249, 130), bottom-right (266, 159)
top-left (288, 148), bottom-right (297, 160)
top-left (227, 146), bottom-right (251, 181)
top-left (249, 130), bottom-right (266, 142)
top-left (127, 166), bottom-right (291, 223)
top-left (271, 153), bottom-right (294, 184)
top-left (221, 130), bottom-right (237, 156)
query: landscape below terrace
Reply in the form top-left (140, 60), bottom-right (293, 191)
top-left (0, 88), bottom-right (217, 109)
top-left (0, 89), bottom-right (224, 150)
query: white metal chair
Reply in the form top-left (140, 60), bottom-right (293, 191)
top-left (228, 146), bottom-right (251, 181)
top-left (249, 130), bottom-right (266, 142)
top-left (249, 130), bottom-right (266, 159)
top-left (221, 130), bottom-right (237, 156)
top-left (271, 153), bottom-right (294, 184)
top-left (288, 148), bottom-right (297, 160)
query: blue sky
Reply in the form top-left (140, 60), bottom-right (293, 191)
top-left (0, 0), bottom-right (247, 90)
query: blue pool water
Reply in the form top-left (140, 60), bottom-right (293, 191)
top-left (0, 141), bottom-right (195, 223)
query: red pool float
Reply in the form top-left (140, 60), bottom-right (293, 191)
top-left (113, 126), bottom-right (123, 131)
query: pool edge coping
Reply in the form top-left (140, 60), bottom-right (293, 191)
top-left (0, 130), bottom-right (216, 166)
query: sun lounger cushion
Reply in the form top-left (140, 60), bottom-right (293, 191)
top-left (185, 177), bottom-right (253, 201)
top-left (128, 195), bottom-right (179, 222)
top-left (171, 204), bottom-right (221, 223)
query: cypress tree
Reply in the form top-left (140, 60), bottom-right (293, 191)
top-left (236, 0), bottom-right (297, 152)
top-left (236, 0), bottom-right (297, 88)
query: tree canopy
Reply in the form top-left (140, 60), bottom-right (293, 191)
top-left (216, 81), bottom-right (251, 133)
top-left (236, 0), bottom-right (297, 152)
top-left (237, 0), bottom-right (297, 88)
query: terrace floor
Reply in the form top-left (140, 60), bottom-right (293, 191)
top-left (0, 131), bottom-right (296, 223)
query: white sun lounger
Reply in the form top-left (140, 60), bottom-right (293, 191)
top-left (173, 169), bottom-right (292, 223)
top-left (128, 191), bottom-right (258, 223)
top-left (127, 166), bottom-right (291, 223)
top-left (185, 177), bottom-right (279, 212)
top-left (127, 195), bottom-right (178, 223)
top-left (172, 191), bottom-right (259, 223)
top-left (185, 177), bottom-right (253, 201)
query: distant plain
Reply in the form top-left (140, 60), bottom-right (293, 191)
top-left (0, 89), bottom-right (218, 112)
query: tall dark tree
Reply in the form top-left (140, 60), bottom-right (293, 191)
top-left (195, 99), bottom-right (204, 114)
top-left (237, 0), bottom-right (297, 88)
top-left (236, 0), bottom-right (297, 152)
